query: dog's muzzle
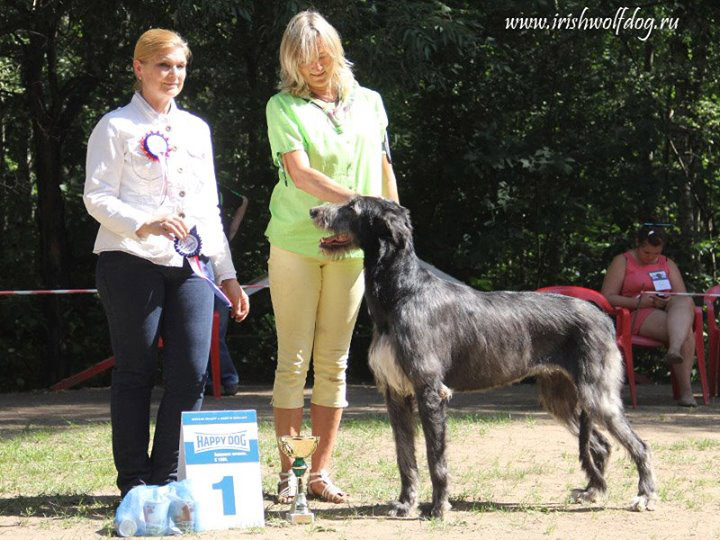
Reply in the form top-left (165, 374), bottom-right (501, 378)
top-left (309, 205), bottom-right (353, 252)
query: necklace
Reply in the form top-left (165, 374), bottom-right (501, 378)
top-left (307, 87), bottom-right (356, 134)
top-left (312, 92), bottom-right (337, 103)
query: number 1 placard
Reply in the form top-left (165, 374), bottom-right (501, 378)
top-left (178, 410), bottom-right (264, 530)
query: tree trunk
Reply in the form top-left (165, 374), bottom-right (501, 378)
top-left (23, 21), bottom-right (72, 385)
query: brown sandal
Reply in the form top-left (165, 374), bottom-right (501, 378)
top-left (307, 470), bottom-right (349, 504)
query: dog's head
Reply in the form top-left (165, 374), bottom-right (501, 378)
top-left (310, 196), bottom-right (413, 256)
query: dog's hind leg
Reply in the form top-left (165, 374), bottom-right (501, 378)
top-left (572, 343), bottom-right (657, 510)
top-left (415, 384), bottom-right (452, 519)
top-left (592, 402), bottom-right (657, 511)
top-left (588, 427), bottom-right (611, 477)
top-left (537, 373), bottom-right (608, 503)
top-left (571, 410), bottom-right (609, 503)
top-left (386, 390), bottom-right (419, 517)
top-left (570, 334), bottom-right (656, 510)
top-left (590, 426), bottom-right (612, 476)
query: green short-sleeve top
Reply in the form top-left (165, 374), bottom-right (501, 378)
top-left (265, 85), bottom-right (388, 258)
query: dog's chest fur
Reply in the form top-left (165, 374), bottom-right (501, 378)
top-left (368, 333), bottom-right (415, 397)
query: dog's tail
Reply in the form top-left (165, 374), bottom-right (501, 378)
top-left (537, 369), bottom-right (612, 494)
top-left (537, 370), bottom-right (581, 434)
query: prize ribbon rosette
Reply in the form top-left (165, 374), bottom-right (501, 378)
top-left (174, 227), bottom-right (203, 258)
top-left (140, 131), bottom-right (171, 161)
top-left (174, 226), bottom-right (232, 308)
top-left (140, 131), bottom-right (172, 203)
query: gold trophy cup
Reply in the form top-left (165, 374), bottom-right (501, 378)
top-left (278, 435), bottom-right (320, 524)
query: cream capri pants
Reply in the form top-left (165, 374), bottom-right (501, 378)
top-left (268, 245), bottom-right (365, 409)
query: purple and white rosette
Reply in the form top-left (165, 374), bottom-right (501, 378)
top-left (140, 131), bottom-right (172, 203)
top-left (141, 132), bottom-right (171, 161)
top-left (174, 226), bottom-right (232, 308)
top-left (174, 226), bottom-right (203, 258)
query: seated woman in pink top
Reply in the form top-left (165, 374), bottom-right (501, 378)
top-left (601, 224), bottom-right (697, 407)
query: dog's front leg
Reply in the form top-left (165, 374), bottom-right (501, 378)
top-left (385, 389), bottom-right (419, 517)
top-left (416, 385), bottom-right (452, 519)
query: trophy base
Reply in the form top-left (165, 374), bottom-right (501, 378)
top-left (288, 511), bottom-right (314, 525)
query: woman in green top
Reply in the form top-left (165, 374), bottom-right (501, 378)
top-left (266, 10), bottom-right (398, 504)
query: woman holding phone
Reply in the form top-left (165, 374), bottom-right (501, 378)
top-left (601, 224), bottom-right (697, 406)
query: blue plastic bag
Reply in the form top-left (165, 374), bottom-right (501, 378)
top-left (114, 480), bottom-right (198, 536)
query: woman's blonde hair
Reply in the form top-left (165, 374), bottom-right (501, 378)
top-left (133, 29), bottom-right (191, 90)
top-left (278, 11), bottom-right (355, 100)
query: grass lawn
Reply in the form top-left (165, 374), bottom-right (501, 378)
top-left (2, 388), bottom-right (719, 539)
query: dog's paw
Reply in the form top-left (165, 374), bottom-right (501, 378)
top-left (430, 500), bottom-right (452, 520)
top-left (570, 488), bottom-right (600, 504)
top-left (418, 500), bottom-right (451, 520)
top-left (388, 500), bottom-right (415, 518)
top-left (630, 493), bottom-right (658, 512)
top-left (438, 384), bottom-right (453, 402)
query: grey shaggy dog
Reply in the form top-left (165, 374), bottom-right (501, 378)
top-left (310, 196), bottom-right (657, 519)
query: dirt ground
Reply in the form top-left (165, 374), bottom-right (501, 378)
top-left (1, 383), bottom-right (719, 539)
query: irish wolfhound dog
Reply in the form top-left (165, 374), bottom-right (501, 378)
top-left (310, 196), bottom-right (657, 519)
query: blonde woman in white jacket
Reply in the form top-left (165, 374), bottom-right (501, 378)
top-left (84, 28), bottom-right (249, 497)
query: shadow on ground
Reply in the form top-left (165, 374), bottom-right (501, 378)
top-left (0, 494), bottom-right (116, 519)
top-left (0, 492), bottom-right (607, 523)
top-left (264, 497), bottom-right (607, 523)
top-left (1, 383), bottom-right (718, 439)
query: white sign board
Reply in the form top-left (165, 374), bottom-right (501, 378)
top-left (178, 410), bottom-right (264, 530)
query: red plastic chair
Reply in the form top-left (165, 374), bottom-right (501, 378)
top-left (704, 285), bottom-right (720, 396)
top-left (539, 286), bottom-right (710, 406)
top-left (536, 286), bottom-right (637, 408)
top-left (630, 304), bottom-right (709, 406)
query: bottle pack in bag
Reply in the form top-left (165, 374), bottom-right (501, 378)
top-left (114, 480), bottom-right (198, 536)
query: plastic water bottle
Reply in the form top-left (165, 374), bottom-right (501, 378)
top-left (115, 517), bottom-right (138, 537)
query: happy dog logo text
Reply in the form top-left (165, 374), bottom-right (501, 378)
top-left (194, 431), bottom-right (250, 453)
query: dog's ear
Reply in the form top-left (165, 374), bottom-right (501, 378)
top-left (349, 197), bottom-right (363, 215)
top-left (382, 204), bottom-right (413, 247)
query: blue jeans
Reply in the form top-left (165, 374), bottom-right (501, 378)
top-left (96, 251), bottom-right (214, 495)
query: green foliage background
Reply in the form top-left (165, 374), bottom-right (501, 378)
top-left (1, 0), bottom-right (719, 391)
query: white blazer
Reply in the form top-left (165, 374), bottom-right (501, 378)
top-left (84, 93), bottom-right (236, 282)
